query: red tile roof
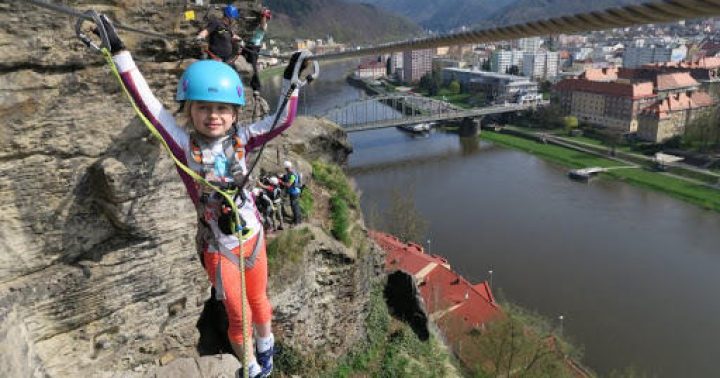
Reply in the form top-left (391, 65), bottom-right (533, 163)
top-left (644, 56), bottom-right (720, 70)
top-left (580, 67), bottom-right (619, 82)
top-left (554, 78), bottom-right (655, 99)
top-left (372, 230), bottom-right (501, 324)
top-left (642, 91), bottom-right (715, 119)
top-left (371, 231), bottom-right (590, 377)
top-left (655, 72), bottom-right (699, 91)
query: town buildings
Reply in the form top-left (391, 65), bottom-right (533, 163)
top-left (554, 69), bottom-right (656, 133)
top-left (553, 65), bottom-right (716, 142)
top-left (490, 47), bottom-right (558, 80)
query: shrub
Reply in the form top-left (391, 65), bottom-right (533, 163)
top-left (299, 185), bottom-right (314, 218)
top-left (312, 161), bottom-right (359, 208)
top-left (266, 227), bottom-right (312, 275)
top-left (330, 195), bottom-right (350, 246)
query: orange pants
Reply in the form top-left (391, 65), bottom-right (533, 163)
top-left (203, 234), bottom-right (272, 344)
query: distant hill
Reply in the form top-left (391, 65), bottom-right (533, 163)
top-left (342, 0), bottom-right (517, 31)
top-left (264, 0), bottom-right (421, 45)
top-left (481, 0), bottom-right (649, 28)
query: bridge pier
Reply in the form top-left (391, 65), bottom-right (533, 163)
top-left (459, 117), bottom-right (482, 137)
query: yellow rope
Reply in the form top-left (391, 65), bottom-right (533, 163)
top-left (100, 48), bottom-right (251, 378)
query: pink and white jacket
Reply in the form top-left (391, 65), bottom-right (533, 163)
top-left (113, 51), bottom-right (298, 253)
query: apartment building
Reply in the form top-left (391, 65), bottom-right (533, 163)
top-left (490, 50), bottom-right (524, 74)
top-left (403, 49), bottom-right (433, 83)
top-left (554, 79), bottom-right (656, 132)
top-left (623, 45), bottom-right (687, 68)
top-left (522, 51), bottom-right (559, 80)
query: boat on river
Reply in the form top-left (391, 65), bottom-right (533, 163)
top-left (398, 122), bottom-right (433, 133)
top-left (568, 167), bottom-right (607, 181)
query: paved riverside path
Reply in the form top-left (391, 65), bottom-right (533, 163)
top-left (500, 126), bottom-right (720, 189)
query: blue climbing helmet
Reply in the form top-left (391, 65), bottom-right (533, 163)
top-left (176, 60), bottom-right (245, 106)
top-left (223, 4), bottom-right (240, 20)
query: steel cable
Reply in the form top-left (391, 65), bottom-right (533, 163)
top-left (314, 0), bottom-right (720, 61)
top-left (21, 0), bottom-right (720, 61)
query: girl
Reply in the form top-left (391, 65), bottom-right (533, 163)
top-left (99, 16), bottom-right (308, 378)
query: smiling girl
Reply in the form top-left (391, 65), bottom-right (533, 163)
top-left (98, 15), bottom-right (309, 378)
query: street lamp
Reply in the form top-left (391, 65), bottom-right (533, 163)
top-left (488, 269), bottom-right (493, 288)
top-left (558, 315), bottom-right (564, 337)
top-left (426, 239), bottom-right (431, 254)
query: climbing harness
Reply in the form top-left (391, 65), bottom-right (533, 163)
top-left (189, 129), bottom-right (246, 178)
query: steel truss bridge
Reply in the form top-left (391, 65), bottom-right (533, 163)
top-left (321, 95), bottom-right (544, 132)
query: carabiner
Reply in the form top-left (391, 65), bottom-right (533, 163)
top-left (75, 10), bottom-right (110, 52)
top-left (289, 50), bottom-right (320, 87)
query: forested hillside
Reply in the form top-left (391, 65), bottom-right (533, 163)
top-left (342, 0), bottom-right (514, 31)
top-left (265, 0), bottom-right (421, 45)
top-left (483, 0), bottom-right (648, 27)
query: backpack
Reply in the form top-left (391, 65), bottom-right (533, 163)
top-left (287, 171), bottom-right (302, 197)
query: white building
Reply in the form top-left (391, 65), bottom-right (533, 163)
top-left (442, 68), bottom-right (539, 103)
top-left (490, 50), bottom-right (524, 74)
top-left (390, 52), bottom-right (403, 77)
top-left (354, 60), bottom-right (386, 79)
top-left (570, 47), bottom-right (594, 61)
top-left (522, 51), bottom-right (559, 80)
top-left (515, 37), bottom-right (544, 52)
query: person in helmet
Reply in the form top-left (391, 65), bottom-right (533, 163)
top-left (281, 160), bottom-right (302, 225)
top-left (196, 4), bottom-right (241, 63)
top-left (100, 15), bottom-right (310, 378)
top-left (241, 7), bottom-right (271, 92)
top-left (252, 187), bottom-right (275, 232)
top-left (257, 175), bottom-right (283, 231)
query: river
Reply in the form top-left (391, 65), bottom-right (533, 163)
top-left (261, 61), bottom-right (720, 377)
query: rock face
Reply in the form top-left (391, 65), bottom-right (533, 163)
top-left (0, 1), bottom-right (378, 376)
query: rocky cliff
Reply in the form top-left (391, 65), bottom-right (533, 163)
top-left (0, 1), bottom-right (380, 376)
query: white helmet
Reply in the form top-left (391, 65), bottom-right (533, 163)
top-left (269, 176), bottom-right (279, 185)
top-left (283, 160), bottom-right (293, 169)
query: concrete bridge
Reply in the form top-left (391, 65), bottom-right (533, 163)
top-left (320, 94), bottom-right (545, 133)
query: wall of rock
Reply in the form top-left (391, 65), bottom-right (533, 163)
top-left (0, 1), bottom-right (378, 376)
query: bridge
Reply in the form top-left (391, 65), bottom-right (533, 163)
top-left (321, 94), bottom-right (544, 133)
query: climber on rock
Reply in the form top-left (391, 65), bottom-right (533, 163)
top-left (241, 7), bottom-right (272, 92)
top-left (95, 14), bottom-right (313, 378)
top-left (281, 160), bottom-right (302, 225)
top-left (196, 4), bottom-right (241, 64)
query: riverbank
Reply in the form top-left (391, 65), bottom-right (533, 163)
top-left (258, 64), bottom-right (285, 80)
top-left (481, 130), bottom-right (720, 212)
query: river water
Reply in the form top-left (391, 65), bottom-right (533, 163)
top-left (262, 61), bottom-right (720, 377)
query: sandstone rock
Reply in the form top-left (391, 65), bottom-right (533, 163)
top-left (149, 354), bottom-right (240, 378)
top-left (1, 1), bottom-right (380, 377)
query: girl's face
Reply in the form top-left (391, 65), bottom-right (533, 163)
top-left (190, 101), bottom-right (237, 138)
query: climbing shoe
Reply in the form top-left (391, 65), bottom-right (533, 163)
top-left (256, 346), bottom-right (273, 377)
top-left (235, 360), bottom-right (265, 378)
